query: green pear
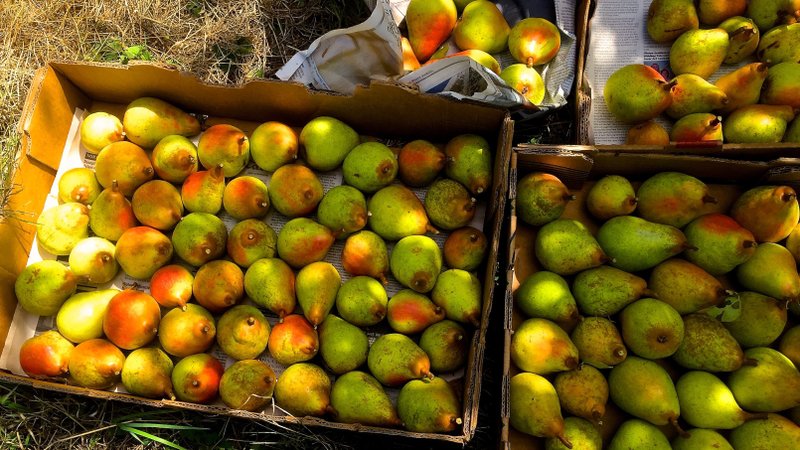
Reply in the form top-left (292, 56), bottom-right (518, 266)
top-left (724, 291), bottom-right (787, 348)
top-left (608, 356), bottom-right (681, 428)
top-left (197, 123), bottom-right (249, 177)
top-left (367, 333), bottom-right (432, 387)
top-left (171, 212), bottom-right (227, 267)
top-left (535, 219), bottom-right (607, 275)
top-left (607, 419), bottom-right (671, 450)
top-left (299, 116), bottom-right (359, 172)
top-left (545, 417), bottom-right (602, 450)
top-left (14, 260), bottom-right (77, 316)
top-left (122, 97), bottom-right (200, 149)
top-left (121, 347), bottom-right (175, 400)
top-left (683, 213), bottom-right (757, 275)
top-left (761, 62), bottom-right (800, 108)
top-left (676, 371), bottom-right (766, 429)
top-left (673, 313), bottom-right (746, 371)
top-left (509, 372), bottom-right (571, 446)
top-left (276, 217), bottom-right (334, 269)
top-left (335, 275), bottom-right (387, 327)
top-left (672, 428), bottom-right (733, 450)
top-left (732, 185), bottom-right (799, 243)
top-left (273, 362), bottom-right (332, 417)
top-left (296, 261), bottom-right (340, 326)
top-left (666, 73), bottom-right (729, 118)
top-left (424, 178), bottom-right (477, 230)
top-left (397, 376), bottom-right (462, 433)
top-left (89, 181), bottom-right (138, 241)
top-left (585, 175), bottom-right (637, 220)
top-left (158, 304), bottom-right (216, 357)
top-left (636, 171), bottom-right (717, 228)
top-left (316, 185), bottom-right (367, 238)
top-left (267, 314), bottom-right (318, 366)
top-left (515, 172), bottom-right (574, 226)
top-left (620, 298), bottom-right (685, 359)
top-left (729, 413), bottom-right (800, 450)
top-left (342, 141), bottom-right (397, 193)
top-left (444, 133), bottom-right (493, 196)
top-left (736, 242), bottom-right (800, 303)
top-left (226, 218), bottom-right (277, 268)
top-left (724, 104), bottom-right (796, 143)
top-left (406, 0), bottom-right (458, 63)
top-left (419, 319), bottom-right (468, 373)
top-left (79, 111), bottom-right (124, 154)
top-left (218, 359), bottom-right (275, 411)
top-left (603, 64), bottom-right (675, 124)
top-left (55, 289), bottom-right (118, 343)
top-left (780, 325), bottom-right (800, 367)
top-left (553, 366), bottom-right (609, 425)
top-left (697, 0), bottom-right (746, 25)
top-left (318, 314), bottom-right (368, 374)
top-left (180, 165), bottom-right (225, 215)
top-left (244, 257), bottom-right (295, 318)
top-left (222, 175), bottom-right (269, 220)
top-left (511, 318), bottom-right (579, 374)
top-left (93, 141), bottom-right (154, 196)
top-left (330, 370), bottom-right (402, 427)
top-left (68, 338), bottom-right (125, 389)
top-left (728, 346), bottom-right (800, 412)
top-left (386, 289), bottom-right (445, 334)
top-left (341, 230), bottom-right (390, 283)
top-left (514, 271), bottom-right (579, 325)
top-left (170, 353), bottom-right (223, 404)
top-left (786, 116), bottom-right (800, 142)
top-left (572, 265), bottom-right (650, 316)
top-left (150, 134), bottom-right (198, 184)
top-left (37, 202), bottom-right (90, 255)
top-left (57, 167), bottom-right (101, 205)
top-left (670, 113), bottom-right (724, 142)
top-left (267, 163), bottom-right (323, 218)
top-left (248, 121), bottom-right (298, 172)
top-left (570, 316), bottom-right (628, 369)
top-left (757, 23), bottom-right (800, 65)
top-left (720, 17), bottom-right (761, 64)
top-left (132, 179), bottom-right (184, 230)
top-left (626, 120), bottom-right (670, 145)
top-left (431, 268), bottom-right (482, 326)
top-left (390, 235), bottom-right (442, 293)
top-left (500, 63), bottom-right (546, 104)
top-left (368, 184), bottom-right (436, 240)
top-left (507, 18), bottom-right (561, 66)
top-left (646, 0), bottom-right (699, 43)
top-left (649, 258), bottom-right (730, 314)
top-left (68, 237), bottom-right (119, 285)
top-left (452, 0), bottom-right (509, 54)
top-left (18, 331), bottom-right (74, 378)
top-left (670, 28), bottom-right (729, 79)
top-left (597, 215), bottom-right (690, 272)
top-left (747, 0), bottom-right (800, 31)
top-left (215, 304), bottom-right (270, 360)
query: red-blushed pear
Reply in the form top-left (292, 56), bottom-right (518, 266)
top-left (649, 259), bottom-right (731, 314)
top-left (171, 353), bottom-right (224, 404)
top-left (665, 73), bottom-right (729, 119)
top-left (89, 181), bottom-right (137, 242)
top-left (604, 64), bottom-right (675, 124)
top-left (697, 0), bottom-right (746, 25)
top-left (683, 213), bottom-right (757, 275)
top-left (93, 141), bottom-right (154, 197)
top-left (158, 304), bottom-right (216, 358)
top-left (715, 63), bottom-right (769, 114)
top-left (273, 362), bottom-right (333, 417)
top-left (500, 63), bottom-right (545, 105)
top-left (226, 219), bottom-right (277, 268)
top-left (401, 36), bottom-right (421, 71)
top-left (192, 260), bottom-right (244, 313)
top-left (761, 62), bottom-right (800, 108)
top-left (249, 121), bottom-right (298, 172)
top-left (102, 290), bottom-right (161, 350)
top-left (68, 338), bottom-right (125, 389)
top-left (508, 18), bottom-right (561, 66)
top-left (267, 314), bottom-right (319, 366)
top-left (406, 0), bottom-right (457, 63)
top-left (276, 218), bottom-right (335, 269)
top-left (197, 123), bottom-right (249, 177)
top-left (121, 347), bottom-right (175, 400)
top-left (222, 175), bottom-right (270, 220)
top-left (122, 97), bottom-right (200, 149)
top-left (723, 104), bottom-right (795, 143)
top-left (180, 165), bottom-right (225, 215)
top-left (626, 121), bottom-right (670, 145)
top-left (386, 289), bottom-right (445, 334)
top-left (115, 226), bottom-right (174, 279)
top-left (397, 139), bottom-right (445, 187)
top-left (131, 179), bottom-right (183, 230)
top-left (443, 226), bottom-right (487, 271)
top-left (441, 49), bottom-right (502, 75)
top-left (452, 0), bottom-right (510, 54)
top-left (80, 111), bottom-right (124, 154)
top-left (18, 330), bottom-right (74, 379)
top-left (267, 163), bottom-right (324, 218)
top-left (58, 167), bottom-right (101, 205)
top-left (341, 230), bottom-right (390, 283)
top-left (215, 305), bottom-right (270, 361)
top-left (635, 171), bottom-right (718, 229)
top-left (150, 135), bottom-right (198, 184)
top-left (419, 319), bottom-right (469, 373)
top-left (219, 359), bottom-right (275, 411)
top-left (149, 264), bottom-right (194, 309)
top-left (731, 185), bottom-right (800, 243)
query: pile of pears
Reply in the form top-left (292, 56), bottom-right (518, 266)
top-left (13, 94), bottom-right (497, 434)
top-left (510, 170), bottom-right (800, 448)
top-left (403, 0), bottom-right (562, 105)
top-left (604, 0), bottom-right (800, 144)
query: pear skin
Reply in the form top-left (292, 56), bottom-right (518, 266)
top-left (425, 178), bottom-right (476, 230)
top-left (226, 219), bottom-right (277, 268)
top-left (553, 366), bottom-right (609, 425)
top-left (58, 167), bottom-right (101, 205)
top-left (401, 36), bottom-right (421, 71)
top-left (715, 63), bottom-right (769, 113)
top-left (192, 260), bottom-right (244, 313)
top-left (608, 419), bottom-right (671, 450)
top-left (115, 226), bottom-right (174, 279)
top-left (697, 0), bottom-right (746, 25)
top-left (171, 353), bottom-right (223, 404)
top-left (318, 314), bottom-right (368, 374)
top-left (215, 304), bottom-right (269, 360)
top-left (509, 373), bottom-right (571, 446)
top-left (276, 218), bottom-right (335, 269)
top-left (514, 270), bottom-right (580, 325)
top-left (386, 289), bottom-right (445, 334)
top-left (511, 318), bottom-right (579, 374)
top-left (330, 371), bottom-right (402, 427)
top-left (158, 304), bottom-right (216, 357)
top-left (149, 264), bottom-right (193, 309)
top-left (93, 141), bottom-right (154, 197)
top-left (367, 333), bottom-right (432, 387)
top-left (572, 265), bottom-right (650, 316)
top-left (666, 73), bottom-right (729, 119)
top-left (731, 185), bottom-right (800, 242)
top-left (724, 104), bottom-right (796, 143)
top-left (299, 116), bottom-right (359, 172)
top-left (669, 28), bottom-right (729, 79)
top-left (55, 289), bottom-right (119, 343)
top-left (122, 97), bottom-right (200, 149)
top-left (249, 121), bottom-right (298, 172)
top-left (747, 0), bottom-right (800, 31)
top-left (683, 213), bottom-right (757, 275)
top-left (626, 121), bottom-right (670, 145)
top-left (728, 347), bottom-right (800, 412)
top-left (761, 61), bottom-right (800, 108)
top-left (786, 116), bottom-right (800, 142)
top-left (597, 215), bottom-right (690, 272)
top-left (500, 63), bottom-right (545, 104)
top-left (368, 184), bottom-right (435, 241)
top-left (608, 356), bottom-right (681, 428)
top-left (68, 338), bottom-right (125, 389)
top-left (267, 163), bottom-right (323, 218)
top-left (419, 319), bottom-right (468, 373)
top-left (452, 0), bottom-right (510, 54)
top-left (545, 417), bottom-right (602, 450)
top-left (37, 202), bottom-right (90, 256)
top-left (516, 172), bottom-right (574, 226)
top-left (570, 316), bottom-right (628, 369)
top-left (729, 414), bottom-right (800, 450)
top-left (443, 49), bottom-right (502, 75)
top-left (89, 181), bottom-right (138, 241)
top-left (335, 276), bottom-right (388, 327)
top-left (218, 359), bottom-right (275, 411)
top-left (296, 261), bottom-right (341, 326)
top-left (673, 313), bottom-right (746, 372)
top-left (80, 111), bottom-right (124, 154)
top-left (535, 219), bottom-right (607, 275)
top-left (267, 314), bottom-right (318, 366)
top-left (102, 289), bottom-right (160, 350)
top-left (150, 134), bottom-right (198, 183)
top-left (620, 298), bottom-right (684, 359)
top-left (406, 0), bottom-right (458, 63)
top-left (779, 325), bottom-right (800, 367)
top-left (342, 141), bottom-right (398, 194)
top-left (131, 179), bottom-right (183, 230)
top-left (444, 133), bottom-right (493, 196)
top-left (397, 139), bottom-right (445, 187)
top-left (723, 291), bottom-right (787, 348)
top-left (273, 362), bottom-right (332, 417)
top-left (649, 258), bottom-right (730, 314)
top-left (390, 235), bottom-right (442, 294)
top-left (603, 64), bottom-right (674, 124)
top-left (222, 175), bottom-right (270, 220)
top-left (15, 260), bottom-right (77, 316)
top-left (180, 165), bottom-right (225, 215)
top-left (121, 347), bottom-right (174, 400)
top-left (18, 330), bottom-right (74, 379)
top-left (197, 123), bottom-right (249, 177)
top-left (341, 230), bottom-right (390, 283)
top-left (757, 23), bottom-right (800, 65)
top-left (737, 242), bottom-right (800, 303)
top-left (670, 113), bottom-right (724, 142)
top-left (646, 0), bottom-right (699, 43)
top-left (431, 268), bottom-right (482, 326)
top-left (316, 185), bottom-right (367, 238)
top-left (243, 257), bottom-right (296, 318)
top-left (586, 175), bottom-right (638, 220)
top-left (672, 428), bottom-right (733, 450)
top-left (636, 171), bottom-right (717, 228)
top-left (397, 377), bottom-right (463, 432)
top-left (720, 17), bottom-right (760, 64)
top-left (443, 226), bottom-right (487, 271)
top-left (508, 18), bottom-right (561, 66)
top-left (171, 212), bottom-right (227, 267)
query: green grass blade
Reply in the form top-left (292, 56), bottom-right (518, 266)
top-left (117, 424), bottom-right (187, 450)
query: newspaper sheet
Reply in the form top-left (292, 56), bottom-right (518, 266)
top-left (277, 0), bottom-right (578, 110)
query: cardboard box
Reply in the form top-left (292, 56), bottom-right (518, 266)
top-left (500, 145), bottom-right (800, 449)
top-left (1, 61), bottom-right (513, 445)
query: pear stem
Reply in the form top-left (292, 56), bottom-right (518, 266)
top-left (742, 357), bottom-right (759, 367)
top-left (670, 416), bottom-right (689, 438)
top-left (556, 433), bottom-right (573, 449)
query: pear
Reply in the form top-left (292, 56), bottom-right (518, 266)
top-left (672, 428), bottom-right (733, 450)
top-left (56, 289), bottom-right (118, 343)
top-left (670, 28), bottom-right (729, 79)
top-left (603, 64), bottom-right (674, 124)
top-left (68, 338), bottom-right (125, 389)
top-left (222, 175), bottom-right (269, 220)
top-left (747, 0), bottom-right (800, 31)
top-left (780, 325), bottom-right (800, 367)
top-left (197, 123), bottom-right (249, 177)
top-left (122, 96), bottom-right (200, 149)
top-left (452, 0), bottom-right (509, 54)
top-left (787, 116), bottom-right (800, 142)
top-left (397, 139), bottom-right (445, 187)
top-left (273, 362), bottom-right (332, 417)
top-left (180, 165), bottom-right (225, 215)
top-left (89, 181), bottom-right (138, 241)
top-left (398, 376), bottom-right (462, 432)
top-left (515, 271), bottom-right (579, 325)
top-left (226, 219), bottom-right (277, 268)
top-left (553, 366), bottom-right (609, 425)
top-left (367, 333), bottom-right (432, 386)
top-left (386, 289), bottom-right (445, 334)
top-left (626, 121), bottom-right (670, 145)
top-left (249, 121), bottom-right (298, 172)
top-left (431, 268), bottom-right (482, 326)
top-left (508, 18), bottom-right (561, 66)
top-left (570, 316), bottom-right (628, 369)
top-left (673, 313), bottom-right (746, 371)
top-left (724, 104), bottom-right (796, 143)
top-left (244, 257), bottom-right (296, 318)
top-left (535, 219), bottom-right (607, 275)
top-left (761, 62), bottom-right (800, 108)
top-left (299, 115), bottom-right (359, 171)
top-left (149, 265), bottom-right (193, 309)
top-left (14, 260), bottom-right (77, 316)
top-left (79, 111), bottom-right (124, 154)
top-left (424, 178), bottom-right (477, 230)
top-left (318, 314), bottom-right (368, 374)
top-left (342, 141), bottom-right (397, 194)
top-left (720, 17), bottom-right (761, 64)
top-left (276, 217), bottom-right (334, 269)
top-left (158, 304), bottom-right (216, 357)
top-left (171, 353), bottom-right (224, 404)
top-left (18, 330), bottom-right (74, 379)
top-left (335, 276), bottom-right (388, 327)
top-left (732, 185), bottom-right (799, 243)
top-left (37, 202), bottom-right (90, 255)
top-left (585, 175), bottom-right (637, 220)
top-left (439, 48), bottom-right (503, 76)
top-left (597, 215), bottom-right (689, 272)
top-left (341, 230), bottom-right (390, 283)
top-left (419, 319), bottom-right (468, 373)
top-left (607, 419), bottom-right (671, 450)
top-left (728, 346), bottom-right (800, 412)
top-left (646, 0), bottom-right (699, 43)
top-left (390, 235), bottom-right (442, 293)
top-left (368, 184), bottom-right (436, 241)
top-left (670, 113), bottom-right (723, 142)
top-left (267, 314), bottom-right (318, 366)
top-left (729, 413), bottom-right (800, 450)
top-left (515, 172), bottom-right (574, 226)
top-left (171, 212), bottom-right (227, 267)
top-left (57, 167), bottom-right (101, 205)
top-left (736, 242), bottom-right (800, 303)
top-left (500, 64), bottom-right (546, 104)
top-left (608, 356), bottom-right (682, 428)
top-left (677, 371), bottom-right (766, 429)
top-left (401, 36), bottom-right (422, 71)
top-left (296, 261), bottom-right (340, 326)
top-left (444, 133), bottom-right (493, 196)
top-left (666, 74), bottom-right (729, 119)
top-left (724, 291), bottom-right (787, 348)
top-left (620, 298), bottom-right (684, 359)
top-left (192, 260), bottom-right (244, 313)
top-left (636, 171), bottom-right (717, 228)
top-left (509, 372), bottom-right (571, 446)
top-left (102, 290), bottom-right (160, 350)
top-left (697, 0), bottom-right (746, 25)
top-left (649, 258), bottom-right (730, 314)
top-left (572, 265), bottom-right (650, 316)
top-left (330, 370), bottom-right (402, 427)
top-left (132, 179), bottom-right (183, 230)
top-left (316, 185), bottom-right (367, 238)
top-left (757, 23), bottom-right (800, 65)
top-left (150, 134), bottom-right (198, 183)
top-left (545, 417), bottom-right (602, 450)
top-left (215, 304), bottom-right (269, 360)
top-left (443, 226), bottom-right (487, 271)
top-left (511, 317), bottom-right (579, 374)
top-left (218, 359), bottom-right (275, 411)
top-left (683, 213), bottom-right (757, 275)
top-left (267, 163), bottom-right (323, 218)
top-left (406, 0), bottom-right (458, 63)
top-left (115, 226), bottom-right (173, 279)
top-left (121, 347), bottom-right (174, 400)
top-left (93, 141), bottom-right (154, 197)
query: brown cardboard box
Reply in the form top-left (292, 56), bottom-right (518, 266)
top-left (500, 145), bottom-right (800, 449)
top-left (1, 61), bottom-right (513, 445)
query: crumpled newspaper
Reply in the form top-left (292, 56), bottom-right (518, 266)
top-left (276, 0), bottom-right (578, 111)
